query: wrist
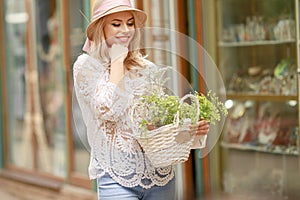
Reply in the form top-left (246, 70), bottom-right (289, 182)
top-left (110, 58), bottom-right (124, 67)
top-left (109, 63), bottom-right (125, 87)
top-left (110, 61), bottom-right (125, 75)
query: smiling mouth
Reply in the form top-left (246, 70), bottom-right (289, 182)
top-left (117, 36), bottom-right (131, 43)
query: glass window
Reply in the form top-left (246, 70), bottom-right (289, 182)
top-left (68, 0), bottom-right (90, 176)
top-left (4, 0), bottom-right (32, 168)
top-left (4, 0), bottom-right (67, 177)
top-left (214, 0), bottom-right (300, 199)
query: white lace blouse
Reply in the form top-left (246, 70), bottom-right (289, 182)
top-left (73, 54), bottom-right (176, 189)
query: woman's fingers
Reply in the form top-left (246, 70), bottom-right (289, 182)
top-left (190, 120), bottom-right (210, 136)
top-left (109, 43), bottom-right (128, 63)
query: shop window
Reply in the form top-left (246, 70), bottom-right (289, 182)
top-left (67, 0), bottom-right (92, 187)
top-left (3, 0), bottom-right (67, 177)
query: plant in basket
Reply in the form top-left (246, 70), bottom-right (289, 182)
top-left (131, 67), bottom-right (228, 167)
top-left (132, 88), bottom-right (227, 168)
top-left (194, 90), bottom-right (228, 125)
top-left (136, 90), bottom-right (228, 135)
top-left (140, 94), bottom-right (180, 131)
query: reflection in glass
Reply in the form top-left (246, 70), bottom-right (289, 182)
top-left (68, 0), bottom-right (90, 175)
top-left (34, 0), bottom-right (66, 176)
top-left (5, 0), bottom-right (66, 177)
top-left (5, 0), bottom-right (31, 168)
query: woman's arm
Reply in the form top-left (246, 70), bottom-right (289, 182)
top-left (73, 55), bottom-right (132, 121)
top-left (108, 44), bottom-right (128, 89)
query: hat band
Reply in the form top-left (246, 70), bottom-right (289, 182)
top-left (92, 0), bottom-right (133, 21)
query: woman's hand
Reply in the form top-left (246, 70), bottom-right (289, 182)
top-left (190, 120), bottom-right (210, 136)
top-left (109, 44), bottom-right (128, 87)
top-left (109, 43), bottom-right (128, 64)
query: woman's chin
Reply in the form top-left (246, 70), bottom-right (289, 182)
top-left (119, 43), bottom-right (130, 48)
top-left (107, 41), bottom-right (130, 48)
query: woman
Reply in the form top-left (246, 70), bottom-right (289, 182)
top-left (73, 0), bottom-right (210, 199)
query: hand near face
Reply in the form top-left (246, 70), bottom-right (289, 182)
top-left (109, 43), bottom-right (129, 64)
top-left (108, 44), bottom-right (128, 87)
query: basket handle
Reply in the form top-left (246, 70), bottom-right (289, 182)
top-left (174, 93), bottom-right (200, 127)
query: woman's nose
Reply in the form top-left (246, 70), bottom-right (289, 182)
top-left (122, 24), bottom-right (130, 32)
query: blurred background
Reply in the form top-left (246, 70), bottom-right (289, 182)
top-left (0, 0), bottom-right (300, 199)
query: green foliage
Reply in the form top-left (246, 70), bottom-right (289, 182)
top-left (138, 90), bottom-right (228, 130)
top-left (194, 91), bottom-right (228, 125)
top-left (178, 101), bottom-right (199, 125)
top-left (140, 94), bottom-right (180, 128)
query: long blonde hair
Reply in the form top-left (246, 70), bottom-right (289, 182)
top-left (89, 12), bottom-right (146, 70)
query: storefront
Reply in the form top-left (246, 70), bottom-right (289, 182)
top-left (0, 0), bottom-right (93, 189)
top-left (0, 0), bottom-right (205, 198)
top-left (209, 0), bottom-right (300, 199)
top-left (1, 0), bottom-right (299, 200)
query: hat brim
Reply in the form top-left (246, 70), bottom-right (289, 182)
top-left (86, 6), bottom-right (147, 41)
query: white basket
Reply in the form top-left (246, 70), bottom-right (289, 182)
top-left (135, 94), bottom-right (200, 168)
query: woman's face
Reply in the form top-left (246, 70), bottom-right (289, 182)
top-left (103, 11), bottom-right (135, 47)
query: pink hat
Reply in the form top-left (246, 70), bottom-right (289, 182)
top-left (82, 0), bottom-right (147, 52)
top-left (86, 0), bottom-right (147, 41)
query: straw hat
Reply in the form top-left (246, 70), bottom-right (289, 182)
top-left (86, 0), bottom-right (147, 41)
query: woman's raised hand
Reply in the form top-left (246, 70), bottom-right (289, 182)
top-left (108, 44), bottom-right (128, 88)
top-left (109, 43), bottom-right (129, 64)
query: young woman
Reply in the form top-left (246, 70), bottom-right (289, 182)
top-left (73, 0), bottom-right (210, 199)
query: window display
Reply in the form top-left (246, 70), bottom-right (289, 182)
top-left (4, 0), bottom-right (67, 177)
top-left (217, 0), bottom-right (299, 155)
top-left (216, 0), bottom-right (300, 198)
top-left (68, 0), bottom-right (90, 178)
top-left (4, 0), bottom-right (31, 167)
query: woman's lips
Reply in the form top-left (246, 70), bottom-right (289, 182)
top-left (116, 36), bottom-right (131, 43)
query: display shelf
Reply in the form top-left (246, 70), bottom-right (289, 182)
top-left (216, 0), bottom-right (299, 157)
top-left (215, 0), bottom-right (300, 197)
top-left (221, 142), bottom-right (299, 156)
top-left (219, 39), bottom-right (296, 47)
top-left (226, 93), bottom-right (298, 102)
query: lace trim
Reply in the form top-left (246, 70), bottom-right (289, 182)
top-left (74, 54), bottom-right (174, 188)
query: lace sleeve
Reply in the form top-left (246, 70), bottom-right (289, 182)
top-left (73, 55), bottom-right (132, 121)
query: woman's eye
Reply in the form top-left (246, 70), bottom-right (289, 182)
top-left (112, 23), bottom-right (120, 27)
top-left (128, 21), bottom-right (134, 26)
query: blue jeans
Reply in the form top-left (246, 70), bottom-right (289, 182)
top-left (97, 173), bottom-right (176, 200)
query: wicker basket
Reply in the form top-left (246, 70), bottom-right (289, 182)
top-left (135, 94), bottom-right (200, 168)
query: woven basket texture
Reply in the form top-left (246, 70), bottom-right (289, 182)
top-left (136, 94), bottom-right (200, 168)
